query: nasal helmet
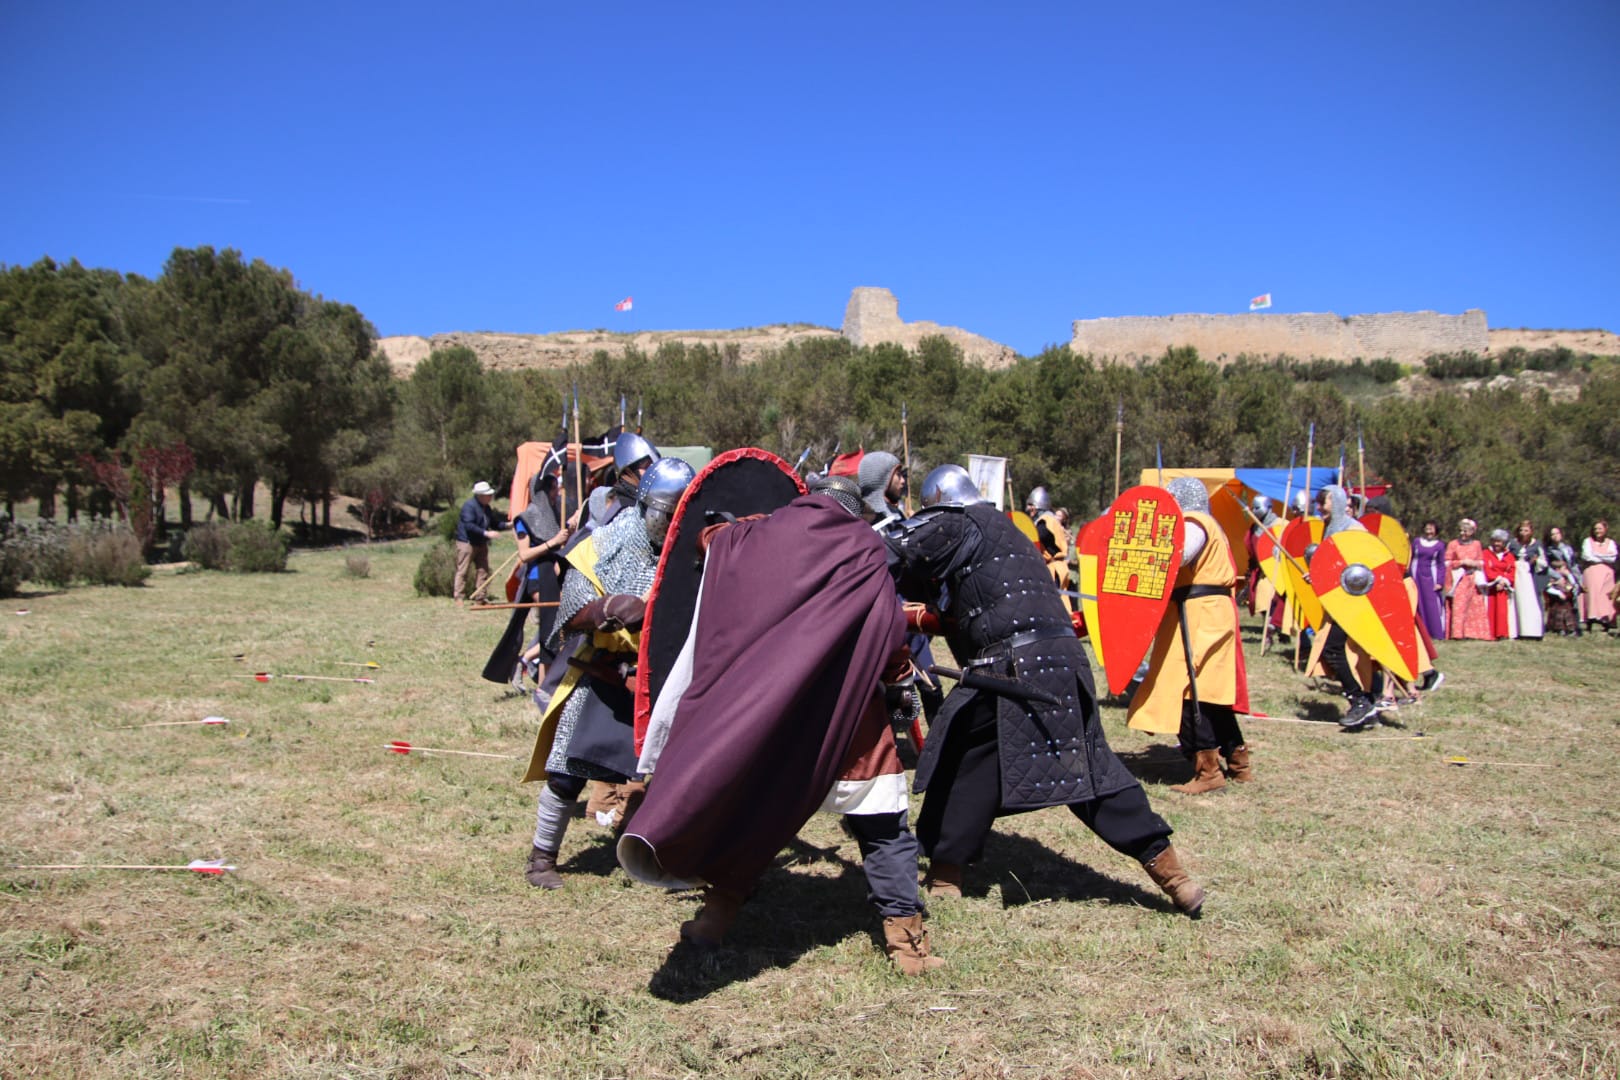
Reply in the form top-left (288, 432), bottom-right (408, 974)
top-left (922, 465), bottom-right (982, 507)
top-left (613, 431), bottom-right (660, 474)
top-left (1026, 486), bottom-right (1052, 513)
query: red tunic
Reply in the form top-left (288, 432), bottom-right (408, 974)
top-left (1482, 547), bottom-right (1516, 640)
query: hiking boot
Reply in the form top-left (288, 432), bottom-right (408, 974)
top-left (1142, 845), bottom-right (1204, 917)
top-left (1340, 697), bottom-right (1382, 732)
top-left (921, 861), bottom-right (964, 899)
top-left (882, 914), bottom-right (946, 975)
top-left (1170, 749), bottom-right (1227, 794)
top-left (1223, 745), bottom-right (1254, 783)
top-left (524, 846), bottom-right (563, 890)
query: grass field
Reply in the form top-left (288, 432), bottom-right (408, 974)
top-left (1, 538), bottom-right (1616, 1078)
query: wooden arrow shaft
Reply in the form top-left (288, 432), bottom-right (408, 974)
top-left (385, 745), bottom-right (516, 760)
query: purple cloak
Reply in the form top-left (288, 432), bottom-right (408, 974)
top-left (618, 495), bottom-right (903, 894)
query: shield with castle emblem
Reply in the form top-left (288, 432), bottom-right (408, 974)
top-left (1079, 485), bottom-right (1185, 696)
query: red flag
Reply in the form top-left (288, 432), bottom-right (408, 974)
top-left (614, 296), bottom-right (633, 312)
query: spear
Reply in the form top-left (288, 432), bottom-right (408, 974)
top-left (572, 382), bottom-right (585, 522)
top-left (557, 391), bottom-right (569, 531)
top-left (1112, 400), bottom-right (1124, 501)
top-left (469, 600), bottom-right (560, 611)
top-left (900, 401), bottom-right (914, 515)
top-left (619, 393), bottom-right (627, 430)
top-left (384, 740), bottom-right (517, 760)
top-left (1357, 425), bottom-right (1367, 505)
top-left (12, 859), bottom-right (236, 874)
top-left (824, 439), bottom-right (841, 472)
top-left (237, 672), bottom-right (375, 684)
top-left (1444, 756), bottom-right (1554, 769)
top-left (113, 717), bottom-right (230, 730)
top-left (1304, 421), bottom-right (1315, 515)
top-left (636, 395), bottom-right (643, 433)
top-left (792, 445), bottom-right (813, 474)
top-left (1155, 442), bottom-right (1164, 488)
top-left (1265, 446), bottom-right (1298, 655)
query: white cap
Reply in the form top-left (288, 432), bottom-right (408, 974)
top-left (471, 481), bottom-right (495, 496)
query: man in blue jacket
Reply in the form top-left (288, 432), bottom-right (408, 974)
top-left (454, 480), bottom-right (504, 604)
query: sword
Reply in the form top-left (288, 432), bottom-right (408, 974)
top-left (930, 664), bottom-right (1061, 707)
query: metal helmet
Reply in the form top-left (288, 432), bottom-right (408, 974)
top-left (809, 474), bottom-right (863, 516)
top-left (636, 457), bottom-right (694, 516)
top-left (1291, 490), bottom-right (1309, 515)
top-left (613, 431), bottom-right (660, 474)
top-left (922, 464), bottom-right (982, 507)
top-left (1165, 477), bottom-right (1210, 515)
top-left (1026, 486), bottom-right (1052, 513)
top-left (1251, 494), bottom-right (1272, 516)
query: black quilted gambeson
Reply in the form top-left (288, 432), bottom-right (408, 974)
top-left (885, 504), bottom-right (1137, 810)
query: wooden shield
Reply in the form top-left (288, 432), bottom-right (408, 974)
top-left (1310, 530), bottom-right (1419, 682)
top-left (1357, 512), bottom-right (1412, 570)
top-left (1281, 516), bottom-right (1326, 631)
top-left (1252, 521), bottom-right (1289, 597)
top-left (1075, 515), bottom-right (1108, 671)
top-left (1007, 509), bottom-right (1041, 550)
top-left (633, 449), bottom-right (806, 751)
top-left (1082, 485), bottom-right (1185, 696)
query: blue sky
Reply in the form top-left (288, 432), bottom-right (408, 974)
top-left (3, 2), bottom-right (1617, 355)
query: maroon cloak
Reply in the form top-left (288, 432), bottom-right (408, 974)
top-left (618, 495), bottom-right (904, 894)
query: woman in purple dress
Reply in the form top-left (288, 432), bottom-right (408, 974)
top-left (1409, 519), bottom-right (1447, 640)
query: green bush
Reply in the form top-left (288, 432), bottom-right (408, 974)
top-left (432, 509), bottom-right (461, 543)
top-left (413, 542), bottom-right (456, 597)
top-left (181, 523), bottom-right (232, 570)
top-left (225, 523), bottom-right (289, 573)
top-left (72, 528), bottom-right (150, 587)
top-left (344, 551), bottom-right (370, 578)
top-left (0, 530), bottom-right (21, 598)
top-left (19, 522), bottom-right (76, 587)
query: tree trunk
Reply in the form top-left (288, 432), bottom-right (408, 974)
top-left (179, 481), bottom-right (193, 529)
top-left (238, 482), bottom-right (255, 521)
top-left (65, 483), bottom-right (79, 522)
top-left (210, 494), bottom-right (228, 522)
top-left (37, 485), bottom-right (57, 520)
top-left (270, 483), bottom-right (286, 530)
top-left (322, 494), bottom-right (331, 530)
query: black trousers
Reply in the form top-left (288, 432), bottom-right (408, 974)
top-left (1178, 701), bottom-right (1244, 756)
top-left (916, 696), bottom-right (1171, 867)
top-left (844, 810), bottom-right (922, 918)
top-left (1319, 622), bottom-right (1368, 701)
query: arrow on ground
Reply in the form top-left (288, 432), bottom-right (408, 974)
top-left (384, 740), bottom-right (516, 760)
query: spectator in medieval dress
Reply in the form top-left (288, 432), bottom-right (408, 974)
top-left (1444, 518), bottom-right (1491, 640)
top-left (1481, 529), bottom-right (1516, 641)
top-left (1410, 520), bottom-right (1447, 640)
top-left (1544, 550), bottom-right (1581, 636)
top-left (1507, 520), bottom-right (1545, 640)
top-left (1582, 520), bottom-right (1617, 634)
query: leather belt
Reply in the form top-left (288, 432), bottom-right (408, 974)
top-left (973, 625), bottom-right (1075, 661)
top-left (1172, 584), bottom-right (1232, 601)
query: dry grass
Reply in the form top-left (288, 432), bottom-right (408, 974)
top-left (1, 541), bottom-right (1616, 1078)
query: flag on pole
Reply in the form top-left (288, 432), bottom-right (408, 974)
top-left (1249, 293), bottom-right (1273, 311)
top-left (614, 297), bottom-right (633, 312)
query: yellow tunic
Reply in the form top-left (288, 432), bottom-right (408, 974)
top-left (1128, 511), bottom-right (1241, 735)
top-left (1035, 510), bottom-right (1073, 612)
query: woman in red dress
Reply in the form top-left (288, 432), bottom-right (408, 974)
top-left (1481, 529), bottom-right (1517, 641)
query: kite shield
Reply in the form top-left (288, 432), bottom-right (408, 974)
top-left (1281, 516), bottom-right (1326, 631)
top-left (633, 449), bottom-right (806, 751)
top-left (1357, 512), bottom-right (1412, 570)
top-left (1082, 484), bottom-right (1185, 696)
top-left (1252, 520), bottom-right (1290, 598)
top-left (1007, 509), bottom-right (1041, 550)
top-left (1310, 530), bottom-right (1420, 682)
top-left (1075, 515), bottom-right (1109, 671)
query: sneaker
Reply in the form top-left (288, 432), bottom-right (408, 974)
top-left (1420, 670), bottom-right (1445, 693)
top-left (1374, 697), bottom-right (1398, 711)
top-left (1396, 694), bottom-right (1421, 707)
top-left (1340, 698), bottom-right (1381, 731)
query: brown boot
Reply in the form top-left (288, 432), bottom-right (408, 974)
top-left (1142, 845), bottom-right (1204, 917)
top-left (679, 887), bottom-right (743, 947)
top-left (524, 846), bottom-right (563, 890)
top-left (882, 914), bottom-right (946, 975)
top-left (921, 861), bottom-right (963, 898)
top-left (1224, 745), bottom-right (1254, 783)
top-left (614, 780), bottom-right (649, 837)
top-left (1170, 749), bottom-right (1227, 794)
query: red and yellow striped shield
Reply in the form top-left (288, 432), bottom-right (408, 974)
top-left (1357, 512), bottom-right (1411, 570)
top-left (1281, 516), bottom-right (1326, 630)
top-left (1309, 530), bottom-right (1420, 682)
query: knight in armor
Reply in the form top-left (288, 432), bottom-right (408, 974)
top-left (520, 457), bottom-right (695, 889)
top-left (880, 484), bottom-right (1205, 917)
top-left (1025, 486), bottom-right (1074, 613)
top-left (619, 477), bottom-right (945, 974)
top-left (857, 451), bottom-right (906, 527)
top-left (1309, 484), bottom-right (1382, 732)
top-left (1244, 494), bottom-right (1280, 617)
top-left (1127, 478), bottom-right (1252, 794)
top-left (571, 430), bottom-right (660, 536)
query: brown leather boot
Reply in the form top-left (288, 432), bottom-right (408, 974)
top-left (614, 780), bottom-right (649, 837)
top-left (524, 846), bottom-right (563, 890)
top-left (882, 914), bottom-right (946, 975)
top-left (921, 861), bottom-right (963, 898)
top-left (1224, 745), bottom-right (1254, 783)
top-left (1170, 749), bottom-right (1227, 794)
top-left (1142, 845), bottom-right (1204, 917)
top-left (679, 887), bottom-right (743, 947)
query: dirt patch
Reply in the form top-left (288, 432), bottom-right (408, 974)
top-left (1488, 327), bottom-right (1620, 356)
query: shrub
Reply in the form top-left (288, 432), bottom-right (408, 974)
top-left (72, 527), bottom-right (150, 587)
top-left (182, 523), bottom-right (232, 570)
top-left (0, 533), bottom-right (22, 598)
top-left (414, 542), bottom-right (456, 597)
top-left (432, 510), bottom-right (461, 543)
top-left (344, 551), bottom-right (371, 578)
top-left (20, 522), bottom-right (76, 588)
top-left (226, 523), bottom-right (290, 573)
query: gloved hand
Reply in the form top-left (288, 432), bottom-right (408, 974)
top-left (564, 593), bottom-right (647, 635)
